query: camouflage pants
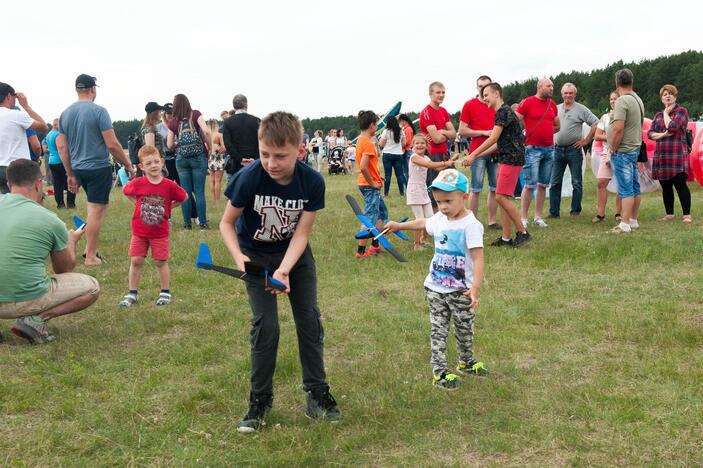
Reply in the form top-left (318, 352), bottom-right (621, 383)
top-left (425, 287), bottom-right (475, 376)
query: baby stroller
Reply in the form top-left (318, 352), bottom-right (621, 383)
top-left (328, 146), bottom-right (347, 175)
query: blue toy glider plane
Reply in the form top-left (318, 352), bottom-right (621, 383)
top-left (351, 101), bottom-right (402, 144)
top-left (195, 243), bottom-right (287, 292)
top-left (345, 194), bottom-right (408, 263)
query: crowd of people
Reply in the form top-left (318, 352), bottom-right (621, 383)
top-left (0, 66), bottom-right (697, 431)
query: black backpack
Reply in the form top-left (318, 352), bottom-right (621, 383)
top-left (128, 132), bottom-right (143, 166)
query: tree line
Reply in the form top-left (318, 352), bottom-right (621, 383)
top-left (113, 51), bottom-right (702, 146)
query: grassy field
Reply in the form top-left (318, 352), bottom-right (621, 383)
top-left (1, 166), bottom-right (702, 466)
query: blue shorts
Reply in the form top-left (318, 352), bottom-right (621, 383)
top-left (523, 145), bottom-right (554, 188)
top-left (470, 156), bottom-right (498, 192)
top-left (73, 166), bottom-right (113, 204)
top-left (610, 149), bottom-right (641, 199)
top-left (359, 185), bottom-right (388, 225)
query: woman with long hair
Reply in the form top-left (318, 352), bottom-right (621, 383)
top-left (398, 114), bottom-right (415, 182)
top-left (166, 94), bottom-right (211, 229)
top-left (648, 84), bottom-right (692, 223)
top-left (207, 118), bottom-right (226, 202)
top-left (379, 116), bottom-right (407, 196)
top-left (592, 91), bottom-right (622, 223)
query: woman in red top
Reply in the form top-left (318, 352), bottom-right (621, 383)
top-left (647, 84), bottom-right (691, 223)
top-left (398, 114), bottom-right (415, 185)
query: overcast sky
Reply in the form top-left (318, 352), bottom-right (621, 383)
top-left (4, 0), bottom-right (701, 123)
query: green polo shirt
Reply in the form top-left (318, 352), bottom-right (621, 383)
top-left (0, 194), bottom-right (68, 302)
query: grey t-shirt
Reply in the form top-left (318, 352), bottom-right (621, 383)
top-left (59, 101), bottom-right (113, 170)
top-left (554, 102), bottom-right (598, 146)
top-left (607, 93), bottom-right (644, 154)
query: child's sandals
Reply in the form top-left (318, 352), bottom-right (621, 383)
top-left (118, 294), bottom-right (138, 308)
top-left (155, 292), bottom-right (172, 306)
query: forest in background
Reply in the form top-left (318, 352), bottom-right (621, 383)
top-left (113, 51), bottom-right (703, 145)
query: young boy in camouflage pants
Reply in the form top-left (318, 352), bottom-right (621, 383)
top-left (385, 169), bottom-right (487, 389)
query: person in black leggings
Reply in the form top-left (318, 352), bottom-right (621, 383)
top-left (647, 84), bottom-right (692, 223)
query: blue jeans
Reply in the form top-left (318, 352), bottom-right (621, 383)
top-left (176, 155), bottom-right (208, 226)
top-left (523, 145), bottom-right (554, 188)
top-left (549, 146), bottom-right (584, 216)
top-left (382, 153), bottom-right (407, 196)
top-left (470, 156), bottom-right (498, 192)
top-left (610, 149), bottom-right (641, 199)
top-left (403, 150), bottom-right (412, 184)
top-left (359, 185), bottom-right (388, 224)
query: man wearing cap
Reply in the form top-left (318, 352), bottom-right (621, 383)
top-left (0, 82), bottom-right (46, 193)
top-left (57, 74), bottom-right (135, 266)
top-left (222, 94), bottom-right (260, 175)
top-left (0, 159), bottom-right (100, 344)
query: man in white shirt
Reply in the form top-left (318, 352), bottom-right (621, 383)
top-left (0, 82), bottom-right (46, 193)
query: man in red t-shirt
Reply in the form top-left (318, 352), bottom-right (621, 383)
top-left (515, 78), bottom-right (560, 228)
top-left (459, 75), bottom-right (499, 229)
top-left (420, 82), bottom-right (457, 208)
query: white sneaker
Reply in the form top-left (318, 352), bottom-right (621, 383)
top-left (521, 218), bottom-right (529, 228)
top-left (533, 218), bottom-right (548, 228)
top-left (629, 219), bottom-right (640, 229)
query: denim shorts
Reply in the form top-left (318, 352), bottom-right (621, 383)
top-left (610, 149), bottom-right (641, 198)
top-left (359, 185), bottom-right (388, 225)
top-left (523, 145), bottom-right (554, 188)
top-left (74, 166), bottom-right (113, 204)
top-left (470, 156), bottom-right (498, 192)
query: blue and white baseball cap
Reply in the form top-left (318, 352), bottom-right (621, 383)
top-left (430, 169), bottom-right (468, 193)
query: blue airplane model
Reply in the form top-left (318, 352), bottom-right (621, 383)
top-left (346, 194), bottom-right (408, 262)
top-left (351, 101), bottom-right (402, 144)
top-left (73, 215), bottom-right (86, 231)
top-left (195, 243), bottom-right (287, 292)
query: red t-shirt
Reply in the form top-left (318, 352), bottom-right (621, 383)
top-left (516, 96), bottom-right (558, 146)
top-left (460, 98), bottom-right (497, 152)
top-left (123, 177), bottom-right (187, 238)
top-left (420, 104), bottom-right (451, 155)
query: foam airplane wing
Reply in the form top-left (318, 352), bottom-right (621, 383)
top-left (345, 195), bottom-right (407, 263)
top-left (195, 243), bottom-right (287, 291)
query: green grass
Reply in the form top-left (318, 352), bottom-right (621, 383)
top-left (1, 168), bottom-right (702, 466)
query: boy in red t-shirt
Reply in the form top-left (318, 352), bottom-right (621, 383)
top-left (119, 145), bottom-right (187, 307)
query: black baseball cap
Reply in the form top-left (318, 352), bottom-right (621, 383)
top-left (163, 102), bottom-right (173, 113)
top-left (75, 74), bottom-right (98, 89)
top-left (145, 102), bottom-right (164, 113)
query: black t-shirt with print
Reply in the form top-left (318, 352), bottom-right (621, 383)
top-left (494, 103), bottom-right (525, 166)
top-left (224, 160), bottom-right (325, 254)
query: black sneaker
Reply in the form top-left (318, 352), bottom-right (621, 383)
top-left (490, 236), bottom-right (513, 247)
top-left (199, 223), bottom-right (210, 230)
top-left (513, 231), bottom-right (532, 248)
top-left (487, 223), bottom-right (501, 230)
top-left (456, 359), bottom-right (489, 377)
top-left (67, 204), bottom-right (76, 209)
top-left (433, 371), bottom-right (460, 390)
top-left (0, 329), bottom-right (4, 343)
top-left (183, 223), bottom-right (192, 230)
top-left (305, 387), bottom-right (341, 422)
top-left (237, 393), bottom-right (273, 433)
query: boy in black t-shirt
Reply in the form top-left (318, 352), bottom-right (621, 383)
top-left (463, 83), bottom-right (532, 248)
top-left (220, 111), bottom-right (340, 433)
